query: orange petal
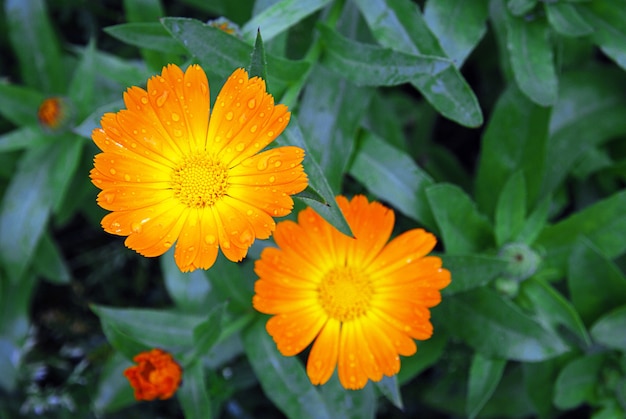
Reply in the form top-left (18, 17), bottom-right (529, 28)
top-left (265, 306), bottom-right (327, 356)
top-left (360, 315), bottom-right (401, 377)
top-left (220, 195), bottom-right (276, 240)
top-left (229, 146), bottom-right (306, 186)
top-left (255, 247), bottom-right (323, 286)
top-left (207, 69), bottom-right (291, 166)
top-left (367, 229), bottom-right (438, 279)
top-left (337, 321), bottom-right (369, 390)
top-left (92, 152), bottom-right (171, 184)
top-left (173, 208), bottom-right (219, 272)
top-left (306, 318), bottom-right (340, 386)
top-left (209, 205), bottom-right (249, 262)
top-left (123, 203), bottom-right (187, 257)
top-left (369, 304), bottom-right (433, 342)
top-left (96, 186), bottom-right (172, 212)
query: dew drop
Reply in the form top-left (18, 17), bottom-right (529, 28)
top-left (204, 234), bottom-right (216, 245)
top-left (131, 222), bottom-right (142, 233)
top-left (156, 91), bottom-right (168, 107)
top-left (103, 193), bottom-right (115, 203)
top-left (267, 130), bottom-right (274, 137)
top-left (239, 229), bottom-right (253, 244)
top-left (222, 240), bottom-right (231, 249)
top-left (200, 83), bottom-right (207, 94)
top-left (246, 209), bottom-right (253, 216)
top-left (226, 111), bottom-right (233, 121)
top-left (188, 246), bottom-right (195, 253)
top-left (274, 160), bottom-right (282, 168)
top-left (247, 98), bottom-right (256, 109)
top-left (172, 112), bottom-right (180, 121)
top-left (131, 142), bottom-right (137, 148)
top-left (269, 176), bottom-right (275, 183)
top-left (109, 168), bottom-right (117, 175)
top-left (173, 129), bottom-right (183, 137)
top-left (164, 241), bottom-right (172, 248)
top-left (140, 97), bottom-right (149, 104)
top-left (257, 156), bottom-right (270, 170)
top-left (250, 124), bottom-right (258, 133)
top-left (259, 112), bottom-right (265, 118)
top-left (235, 143), bottom-right (245, 152)
top-left (124, 174), bottom-right (131, 182)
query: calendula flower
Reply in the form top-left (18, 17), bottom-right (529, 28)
top-left (124, 348), bottom-right (182, 401)
top-left (253, 195), bottom-right (451, 390)
top-left (90, 64), bottom-right (307, 272)
top-left (38, 96), bottom-right (73, 131)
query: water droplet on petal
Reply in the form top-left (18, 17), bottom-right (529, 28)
top-left (109, 168), bottom-right (117, 175)
top-left (247, 98), bottom-right (256, 109)
top-left (156, 91), bottom-right (168, 107)
top-left (103, 193), bottom-right (115, 203)
top-left (124, 174), bottom-right (131, 182)
top-left (274, 160), bottom-right (282, 168)
top-left (267, 130), bottom-right (274, 137)
top-left (226, 111), bottom-right (233, 121)
top-left (172, 112), bottom-right (180, 121)
top-left (235, 143), bottom-right (245, 152)
top-left (204, 234), bottom-right (216, 245)
top-left (269, 176), bottom-right (275, 183)
top-left (257, 156), bottom-right (270, 170)
top-left (250, 124), bottom-right (258, 133)
top-left (140, 97), bottom-right (149, 104)
top-left (164, 241), bottom-right (172, 248)
top-left (200, 83), bottom-right (207, 94)
top-left (131, 222), bottom-right (142, 233)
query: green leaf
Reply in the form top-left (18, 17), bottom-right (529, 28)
top-left (4, 0), bottom-right (65, 93)
top-left (517, 278), bottom-right (592, 348)
top-left (554, 353), bottom-right (605, 409)
top-left (177, 361), bottom-right (212, 419)
top-left (537, 189), bottom-right (626, 275)
top-left (505, 11), bottom-right (558, 106)
top-left (319, 23), bottom-right (482, 128)
top-left (67, 40), bottom-right (96, 115)
top-left (507, 0), bottom-right (537, 16)
top-left (299, 65), bottom-right (372, 193)
top-left (92, 352), bottom-right (134, 414)
top-left (440, 254), bottom-right (507, 295)
top-left (161, 251), bottom-right (211, 313)
top-left (426, 183), bottom-right (494, 254)
top-left (162, 17), bottom-right (310, 98)
top-left (397, 332), bottom-right (447, 385)
top-left (192, 304), bottom-right (227, 360)
top-left (0, 82), bottom-right (45, 127)
top-left (33, 232), bottom-right (71, 284)
top-left (0, 126), bottom-right (47, 153)
top-left (282, 120), bottom-right (353, 237)
top-left (545, 2), bottom-right (593, 37)
top-left (516, 196), bottom-right (551, 245)
top-left (243, 318), bottom-right (332, 419)
top-left (467, 354), bottom-right (506, 419)
top-left (475, 85), bottom-right (550, 217)
top-left (440, 288), bottom-right (570, 361)
top-left (424, 0), bottom-right (489, 66)
top-left (241, 0), bottom-right (332, 42)
top-left (522, 359), bottom-right (560, 418)
top-left (104, 22), bottom-right (186, 55)
top-left (92, 305), bottom-right (205, 359)
top-left (248, 30), bottom-right (268, 80)
top-left (319, 374), bottom-right (376, 419)
top-left (0, 139), bottom-right (81, 280)
top-left (349, 131), bottom-right (436, 230)
top-left (0, 338), bottom-right (20, 392)
top-left (579, 0), bottom-right (626, 70)
top-left (591, 306), bottom-right (626, 351)
top-left (540, 69), bottom-right (626, 198)
top-left (375, 376), bottom-right (403, 410)
top-left (494, 172), bottom-right (526, 246)
top-left (567, 240), bottom-right (626, 325)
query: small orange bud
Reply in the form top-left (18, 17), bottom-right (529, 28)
top-left (37, 96), bottom-right (73, 132)
top-left (124, 348), bottom-right (182, 401)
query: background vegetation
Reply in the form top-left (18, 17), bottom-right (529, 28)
top-left (1, 0), bottom-right (626, 417)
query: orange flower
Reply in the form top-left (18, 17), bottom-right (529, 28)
top-left (38, 96), bottom-right (72, 131)
top-left (253, 195), bottom-right (451, 390)
top-left (124, 348), bottom-right (182, 401)
top-left (90, 64), bottom-right (307, 272)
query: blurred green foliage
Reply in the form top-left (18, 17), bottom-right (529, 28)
top-left (1, 0), bottom-right (626, 418)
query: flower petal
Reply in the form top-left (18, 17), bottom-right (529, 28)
top-left (220, 195), bottom-right (276, 240)
top-left (367, 229), bottom-right (438, 279)
top-left (265, 306), bottom-right (327, 356)
top-left (337, 321), bottom-right (369, 390)
top-left (123, 202), bottom-right (187, 257)
top-left (207, 68), bottom-right (291, 166)
top-left (174, 207), bottom-right (219, 272)
top-left (307, 318), bottom-right (340, 386)
top-left (92, 152), bottom-right (172, 184)
top-left (96, 186), bottom-right (172, 212)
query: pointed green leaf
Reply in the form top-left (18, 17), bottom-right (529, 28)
top-left (579, 0), bottom-right (626, 70)
top-left (248, 30), bottom-right (268, 80)
top-left (507, 0), bottom-right (537, 16)
top-left (161, 252), bottom-right (211, 313)
top-left (0, 126), bottom-right (47, 153)
top-left (554, 353), bottom-right (606, 409)
top-left (177, 361), bottom-right (212, 419)
top-left (319, 23), bottom-right (481, 127)
top-left (518, 278), bottom-right (591, 348)
top-left (426, 184), bottom-right (494, 254)
top-left (537, 190), bottom-right (626, 274)
top-left (68, 40), bottom-right (97, 115)
top-left (590, 306), bottom-right (626, 351)
top-left (0, 82), bottom-right (45, 127)
top-left (424, 0), bottom-right (489, 66)
top-left (349, 131), bottom-right (436, 230)
top-left (568, 239), bottom-right (626, 325)
top-left (376, 376), bottom-right (403, 410)
top-left (540, 69), bottom-right (626, 198)
top-left (243, 318), bottom-right (332, 419)
top-left (495, 172), bottom-right (526, 246)
top-left (92, 305), bottom-right (205, 358)
top-left (33, 232), bottom-right (71, 284)
top-left (104, 22), bottom-right (186, 54)
top-left (440, 254), bottom-right (507, 295)
top-left (241, 0), bottom-right (333, 42)
top-left (192, 304), bottom-right (227, 359)
top-left (440, 288), bottom-right (570, 361)
top-left (467, 354), bottom-right (506, 419)
top-left (475, 85), bottom-right (550, 217)
top-left (319, 374), bottom-right (376, 419)
top-left (299, 65), bottom-right (372, 193)
top-left (522, 360), bottom-right (560, 418)
top-left (516, 196), bottom-right (551, 245)
top-left (505, 11), bottom-right (558, 106)
top-left (282, 120), bottom-right (352, 237)
top-left (545, 2), bottom-right (593, 37)
top-left (4, 0), bottom-right (65, 93)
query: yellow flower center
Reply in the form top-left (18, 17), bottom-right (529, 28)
top-left (172, 154), bottom-right (229, 208)
top-left (318, 266), bottom-right (374, 322)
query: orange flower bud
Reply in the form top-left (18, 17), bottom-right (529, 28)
top-left (37, 96), bottom-right (73, 132)
top-left (124, 348), bottom-right (182, 401)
